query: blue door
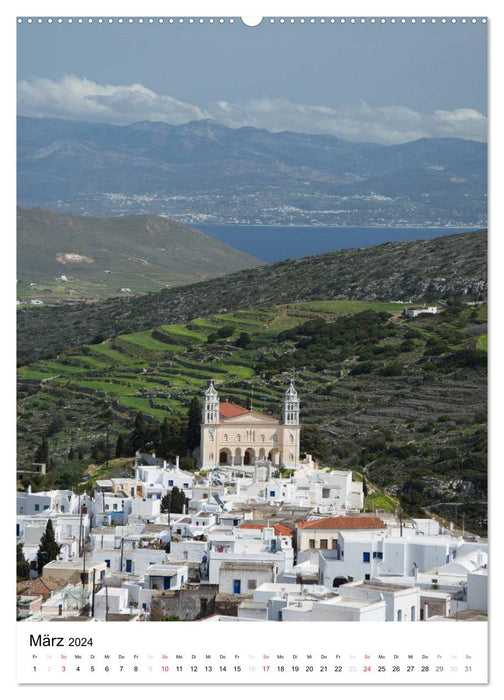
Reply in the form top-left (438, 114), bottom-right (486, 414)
top-left (126, 559), bottom-right (132, 573)
top-left (233, 579), bottom-right (241, 594)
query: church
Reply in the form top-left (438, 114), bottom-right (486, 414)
top-left (199, 379), bottom-right (301, 470)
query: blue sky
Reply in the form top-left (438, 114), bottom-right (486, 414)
top-left (17, 17), bottom-right (487, 144)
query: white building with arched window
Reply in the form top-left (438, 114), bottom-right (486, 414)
top-left (200, 380), bottom-right (301, 471)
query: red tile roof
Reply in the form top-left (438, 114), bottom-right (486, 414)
top-left (297, 516), bottom-right (386, 530)
top-left (218, 402), bottom-right (277, 422)
top-left (239, 523), bottom-right (293, 536)
top-left (16, 575), bottom-right (77, 599)
top-left (219, 402), bottom-right (250, 419)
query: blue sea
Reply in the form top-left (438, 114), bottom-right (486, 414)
top-left (195, 224), bottom-right (478, 264)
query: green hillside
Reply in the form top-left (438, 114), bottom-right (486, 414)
top-left (17, 207), bottom-right (263, 302)
top-left (17, 229), bottom-right (487, 365)
top-left (17, 299), bottom-right (487, 535)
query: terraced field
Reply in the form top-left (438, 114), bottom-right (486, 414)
top-left (17, 299), bottom-right (487, 535)
top-left (18, 301), bottom-right (407, 435)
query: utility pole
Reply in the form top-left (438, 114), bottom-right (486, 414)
top-left (105, 426), bottom-right (110, 470)
top-left (81, 540), bottom-right (87, 589)
top-left (91, 568), bottom-right (96, 619)
top-left (78, 492), bottom-right (82, 556)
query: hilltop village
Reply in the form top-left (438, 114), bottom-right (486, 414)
top-left (16, 381), bottom-right (487, 623)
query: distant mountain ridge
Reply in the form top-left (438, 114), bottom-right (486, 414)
top-left (18, 116), bottom-right (487, 227)
top-left (17, 207), bottom-right (263, 300)
top-left (17, 229), bottom-right (487, 365)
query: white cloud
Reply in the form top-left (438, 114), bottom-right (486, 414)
top-left (17, 75), bottom-right (209, 125)
top-left (17, 75), bottom-right (487, 145)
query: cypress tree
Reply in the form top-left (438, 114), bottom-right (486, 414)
top-left (130, 412), bottom-right (148, 453)
top-left (115, 433), bottom-right (126, 458)
top-left (17, 543), bottom-right (31, 580)
top-left (168, 486), bottom-right (189, 514)
top-left (34, 437), bottom-right (50, 467)
top-left (186, 398), bottom-right (202, 452)
top-left (36, 519), bottom-right (61, 574)
top-left (160, 493), bottom-right (171, 514)
top-left (157, 417), bottom-right (171, 458)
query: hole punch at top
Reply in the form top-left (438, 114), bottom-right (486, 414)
top-left (241, 16), bottom-right (263, 27)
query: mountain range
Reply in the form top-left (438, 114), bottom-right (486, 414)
top-left (17, 116), bottom-right (487, 227)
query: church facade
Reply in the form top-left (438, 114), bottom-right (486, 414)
top-left (199, 380), bottom-right (301, 470)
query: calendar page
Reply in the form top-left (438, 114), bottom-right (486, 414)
top-left (14, 1), bottom-right (490, 690)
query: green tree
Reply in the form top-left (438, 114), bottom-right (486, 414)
top-left (36, 519), bottom-right (61, 575)
top-left (186, 398), bottom-right (201, 452)
top-left (160, 493), bottom-right (171, 514)
top-left (217, 324), bottom-right (236, 339)
top-left (115, 433), bottom-right (127, 458)
top-left (235, 332), bottom-right (252, 349)
top-left (161, 486), bottom-right (189, 514)
top-left (155, 417), bottom-right (171, 458)
top-left (130, 412), bottom-right (148, 453)
top-left (17, 543), bottom-right (31, 581)
top-left (300, 425), bottom-right (332, 464)
top-left (34, 437), bottom-right (49, 467)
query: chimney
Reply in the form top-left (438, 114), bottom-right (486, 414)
top-left (423, 603), bottom-right (429, 621)
top-left (27, 485), bottom-right (32, 495)
top-left (176, 456), bottom-right (180, 469)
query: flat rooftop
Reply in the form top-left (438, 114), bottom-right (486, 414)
top-left (220, 562), bottom-right (274, 571)
top-left (356, 582), bottom-right (418, 593)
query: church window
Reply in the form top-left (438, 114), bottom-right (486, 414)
top-left (209, 433), bottom-right (214, 442)
top-left (289, 453), bottom-right (294, 461)
top-left (290, 434), bottom-right (294, 443)
top-left (209, 453), bottom-right (214, 460)
top-left (223, 434), bottom-right (228, 442)
top-left (236, 434), bottom-right (241, 442)
top-left (261, 434), bottom-right (265, 442)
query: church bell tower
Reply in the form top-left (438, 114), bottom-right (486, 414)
top-left (203, 379), bottom-right (220, 424)
top-left (282, 378), bottom-right (300, 425)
